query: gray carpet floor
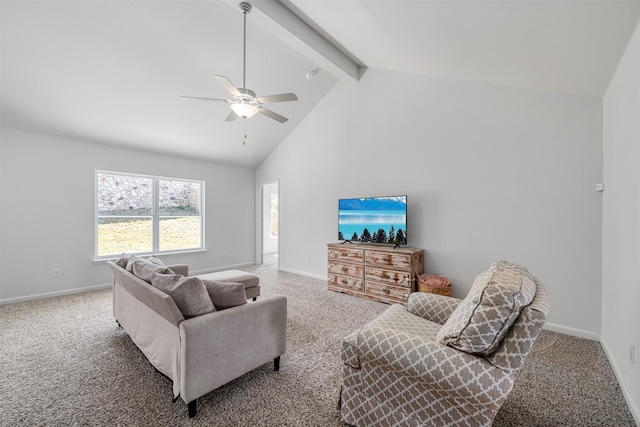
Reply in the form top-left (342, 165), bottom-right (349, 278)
top-left (0, 263), bottom-right (636, 426)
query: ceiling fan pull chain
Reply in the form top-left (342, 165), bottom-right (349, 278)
top-left (243, 121), bottom-right (247, 145)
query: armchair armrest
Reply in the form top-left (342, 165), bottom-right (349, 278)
top-left (341, 330), bottom-right (360, 368)
top-left (168, 264), bottom-right (189, 276)
top-left (357, 324), bottom-right (511, 398)
top-left (407, 292), bottom-right (462, 325)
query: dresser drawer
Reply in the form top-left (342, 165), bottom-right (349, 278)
top-left (365, 251), bottom-right (412, 269)
top-left (329, 247), bottom-right (364, 263)
top-left (366, 281), bottom-right (411, 303)
top-left (328, 274), bottom-right (364, 291)
top-left (328, 262), bottom-right (364, 278)
top-left (365, 266), bottom-right (412, 287)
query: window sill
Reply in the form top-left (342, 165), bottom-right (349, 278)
top-left (93, 248), bottom-right (208, 264)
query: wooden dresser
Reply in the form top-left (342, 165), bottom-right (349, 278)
top-left (327, 243), bottom-right (424, 305)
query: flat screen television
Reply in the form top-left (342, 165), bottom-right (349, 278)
top-left (338, 195), bottom-right (407, 245)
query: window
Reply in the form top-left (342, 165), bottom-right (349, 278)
top-left (96, 171), bottom-right (204, 258)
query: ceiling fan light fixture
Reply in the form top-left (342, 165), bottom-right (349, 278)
top-left (180, 1), bottom-right (297, 123)
top-left (230, 102), bottom-right (259, 118)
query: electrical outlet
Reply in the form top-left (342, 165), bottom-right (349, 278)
top-left (52, 268), bottom-right (62, 278)
top-left (305, 256), bottom-right (310, 263)
top-left (630, 343), bottom-right (635, 364)
top-left (222, 251), bottom-right (228, 258)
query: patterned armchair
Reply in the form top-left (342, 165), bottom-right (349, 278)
top-left (339, 261), bottom-right (550, 427)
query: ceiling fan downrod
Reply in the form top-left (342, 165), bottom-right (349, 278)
top-left (239, 2), bottom-right (252, 90)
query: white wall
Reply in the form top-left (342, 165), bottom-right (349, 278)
top-left (602, 21), bottom-right (640, 422)
top-left (257, 69), bottom-right (603, 336)
top-left (0, 128), bottom-right (256, 302)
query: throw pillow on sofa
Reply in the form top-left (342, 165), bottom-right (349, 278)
top-left (202, 281), bottom-right (248, 310)
top-left (128, 256), bottom-right (174, 283)
top-left (436, 260), bottom-right (536, 355)
top-left (125, 254), bottom-right (165, 272)
top-left (150, 272), bottom-right (216, 318)
top-left (114, 253), bottom-right (131, 269)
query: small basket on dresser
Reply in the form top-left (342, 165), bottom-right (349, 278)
top-left (417, 274), bottom-right (452, 297)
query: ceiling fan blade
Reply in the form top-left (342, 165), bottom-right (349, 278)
top-left (258, 107), bottom-right (288, 123)
top-left (213, 75), bottom-right (242, 97)
top-left (257, 93), bottom-right (298, 104)
top-left (179, 96), bottom-right (229, 102)
top-left (225, 110), bottom-right (239, 122)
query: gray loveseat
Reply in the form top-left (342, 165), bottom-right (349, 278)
top-left (108, 261), bottom-right (287, 417)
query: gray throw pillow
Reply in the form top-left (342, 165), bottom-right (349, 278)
top-left (146, 255), bottom-right (165, 267)
top-left (202, 281), bottom-right (248, 310)
top-left (125, 255), bottom-right (166, 272)
top-left (150, 273), bottom-right (216, 318)
top-left (114, 253), bottom-right (131, 269)
top-left (130, 257), bottom-right (174, 283)
top-left (436, 260), bottom-right (536, 355)
top-left (125, 255), bottom-right (140, 272)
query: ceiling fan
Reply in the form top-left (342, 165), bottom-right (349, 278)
top-left (181, 2), bottom-right (298, 123)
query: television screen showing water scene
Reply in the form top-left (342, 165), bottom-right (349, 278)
top-left (338, 196), bottom-right (407, 245)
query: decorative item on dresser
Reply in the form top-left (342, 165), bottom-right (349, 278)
top-left (327, 243), bottom-right (424, 304)
top-left (417, 273), bottom-right (452, 297)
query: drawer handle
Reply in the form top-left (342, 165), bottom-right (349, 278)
top-left (383, 256), bottom-right (391, 263)
top-left (341, 279), bottom-right (348, 285)
top-left (382, 273), bottom-right (391, 279)
top-left (382, 287), bottom-right (390, 294)
top-left (341, 267), bottom-right (348, 272)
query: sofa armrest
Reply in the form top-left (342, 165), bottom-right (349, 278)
top-left (407, 292), bottom-right (462, 325)
top-left (168, 264), bottom-right (189, 276)
top-left (178, 295), bottom-right (287, 403)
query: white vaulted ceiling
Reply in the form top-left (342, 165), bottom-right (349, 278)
top-left (0, 1), bottom-right (339, 167)
top-left (287, 0), bottom-right (640, 98)
top-left (2, 1), bottom-right (640, 167)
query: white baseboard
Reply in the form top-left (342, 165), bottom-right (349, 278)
top-left (277, 266), bottom-right (327, 281)
top-left (0, 283), bottom-right (112, 305)
top-left (545, 323), bottom-right (639, 425)
top-left (543, 322), bottom-right (600, 341)
top-left (0, 262), bottom-right (256, 306)
top-left (600, 337), bottom-right (640, 426)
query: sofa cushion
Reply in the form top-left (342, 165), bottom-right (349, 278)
top-left (202, 281), bottom-right (248, 310)
top-left (436, 260), bottom-right (536, 355)
top-left (129, 256), bottom-right (174, 283)
top-left (150, 273), bottom-right (216, 318)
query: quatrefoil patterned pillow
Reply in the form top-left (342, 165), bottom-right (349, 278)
top-left (437, 260), bottom-right (536, 355)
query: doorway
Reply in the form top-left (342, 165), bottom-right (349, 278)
top-left (257, 181), bottom-right (279, 265)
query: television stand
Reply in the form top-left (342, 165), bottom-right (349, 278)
top-left (327, 243), bottom-right (424, 305)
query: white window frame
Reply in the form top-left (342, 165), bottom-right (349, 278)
top-left (95, 170), bottom-right (205, 259)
